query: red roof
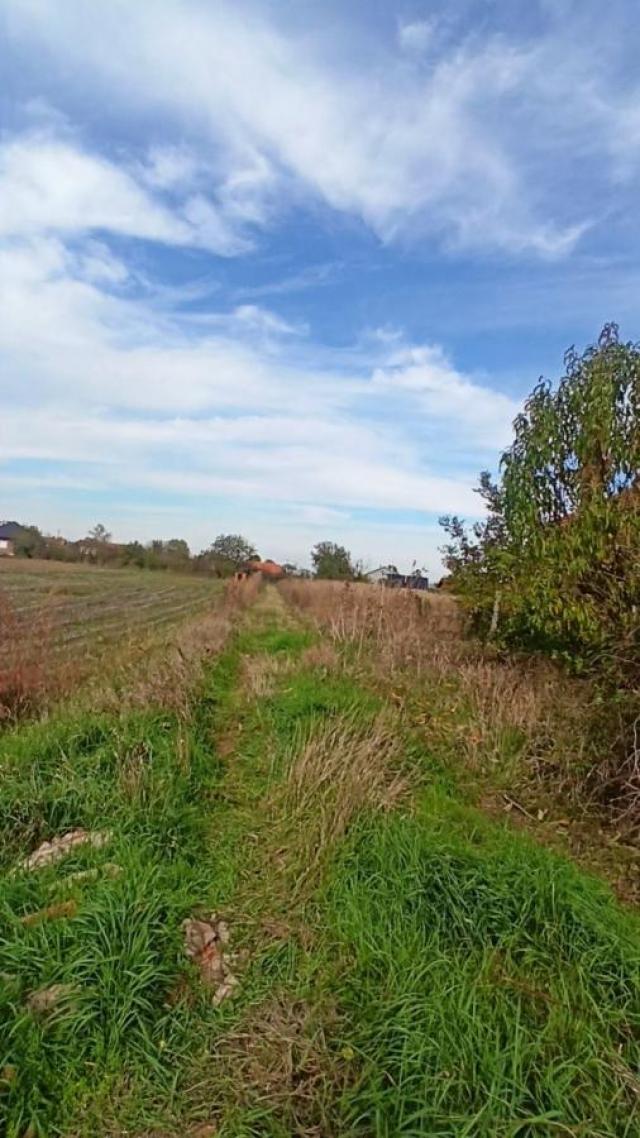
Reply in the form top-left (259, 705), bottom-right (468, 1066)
top-left (247, 560), bottom-right (285, 578)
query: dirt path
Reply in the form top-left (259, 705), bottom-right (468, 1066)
top-left (1, 583), bottom-right (639, 1137)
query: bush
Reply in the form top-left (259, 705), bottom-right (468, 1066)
top-left (440, 326), bottom-right (640, 810)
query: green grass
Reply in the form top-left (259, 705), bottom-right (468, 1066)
top-left (1, 587), bottom-right (639, 1137)
top-left (322, 794), bottom-right (640, 1137)
top-left (0, 597), bottom-right (333, 1135)
top-left (0, 697), bottom-right (226, 1133)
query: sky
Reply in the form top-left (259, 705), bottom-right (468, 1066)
top-left (1, 0), bottom-right (638, 575)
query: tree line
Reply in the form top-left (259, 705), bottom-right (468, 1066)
top-left (3, 524), bottom-right (365, 581)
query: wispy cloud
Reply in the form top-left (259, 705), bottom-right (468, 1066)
top-left (0, 130), bottom-right (260, 255)
top-left (0, 230), bottom-right (506, 534)
top-left (5, 0), bottom-right (625, 257)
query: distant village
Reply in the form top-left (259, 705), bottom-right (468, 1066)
top-left (0, 520), bottom-right (435, 587)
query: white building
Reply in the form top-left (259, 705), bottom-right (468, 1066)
top-left (364, 565), bottom-right (398, 584)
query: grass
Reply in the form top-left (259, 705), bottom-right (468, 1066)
top-left (1, 582), bottom-right (639, 1136)
top-left (324, 799), bottom-right (640, 1136)
top-left (280, 578), bottom-right (640, 902)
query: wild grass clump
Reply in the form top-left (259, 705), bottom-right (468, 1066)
top-left (324, 796), bottom-right (640, 1136)
top-left (279, 581), bottom-right (597, 814)
top-left (280, 578), bottom-right (463, 677)
top-left (278, 709), bottom-right (408, 897)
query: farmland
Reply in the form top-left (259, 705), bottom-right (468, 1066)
top-left (0, 559), bottom-right (223, 717)
top-left (0, 560), bottom-right (221, 650)
top-left (1, 578), bottom-right (639, 1137)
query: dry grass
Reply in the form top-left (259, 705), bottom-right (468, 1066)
top-left (0, 572), bottom-right (260, 727)
top-left (240, 641), bottom-right (342, 703)
top-left (0, 591), bottom-right (76, 721)
top-left (278, 580), bottom-right (609, 832)
top-left (0, 557), bottom-right (222, 678)
top-left (205, 993), bottom-right (342, 1138)
top-left (298, 643), bottom-right (340, 673)
top-left (241, 652), bottom-right (288, 699)
top-left (102, 577), bottom-right (262, 718)
top-left (277, 710), bottom-right (409, 898)
top-left (280, 579), bottom-right (463, 677)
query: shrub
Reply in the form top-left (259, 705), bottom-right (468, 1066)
top-left (440, 325), bottom-right (640, 812)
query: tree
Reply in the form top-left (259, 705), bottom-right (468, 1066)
top-left (439, 471), bottom-right (508, 620)
top-left (311, 541), bottom-right (353, 580)
top-left (122, 541), bottom-right (146, 568)
top-left (165, 538), bottom-right (190, 561)
top-left (204, 534), bottom-right (258, 577)
top-left (13, 525), bottom-right (46, 559)
top-left (88, 523), bottom-right (112, 543)
top-left (439, 325), bottom-right (640, 677)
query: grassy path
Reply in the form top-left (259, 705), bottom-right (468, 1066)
top-left (1, 586), bottom-right (639, 1136)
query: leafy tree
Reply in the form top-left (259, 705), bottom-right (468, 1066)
top-left (439, 471), bottom-right (508, 620)
top-left (204, 534), bottom-right (258, 577)
top-left (13, 525), bottom-right (46, 559)
top-left (440, 325), bottom-right (640, 680)
top-left (88, 523), bottom-right (112, 543)
top-left (122, 541), bottom-right (146, 568)
top-left (311, 541), bottom-right (354, 580)
top-left (165, 538), bottom-right (190, 561)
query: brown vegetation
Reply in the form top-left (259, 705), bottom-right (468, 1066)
top-left (279, 580), bottom-right (640, 870)
top-left (216, 993), bottom-right (340, 1137)
top-left (0, 590), bottom-right (69, 721)
top-left (0, 560), bottom-right (238, 723)
top-left (280, 710), bottom-right (408, 898)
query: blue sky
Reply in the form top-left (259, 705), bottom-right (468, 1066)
top-left (1, 0), bottom-right (638, 573)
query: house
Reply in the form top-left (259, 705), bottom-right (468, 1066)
top-left (246, 559), bottom-right (285, 580)
top-left (0, 521), bottom-right (23, 557)
top-left (365, 564), bottom-right (430, 590)
top-left (365, 565), bottom-right (398, 584)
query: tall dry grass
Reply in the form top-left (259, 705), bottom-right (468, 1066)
top-left (100, 574), bottom-right (263, 716)
top-left (0, 591), bottom-right (72, 722)
top-left (279, 580), bottom-right (600, 822)
top-left (281, 579), bottom-right (462, 676)
top-left (281, 710), bottom-right (408, 897)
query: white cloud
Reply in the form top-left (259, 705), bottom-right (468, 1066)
top-left (0, 131), bottom-right (255, 255)
top-left (372, 343), bottom-right (519, 447)
top-left (397, 19), bottom-right (435, 54)
top-left (4, 0), bottom-right (614, 257)
top-left (0, 133), bottom-right (183, 243)
top-left (0, 232), bottom-right (502, 548)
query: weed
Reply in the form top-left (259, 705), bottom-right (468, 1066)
top-left (278, 710), bottom-right (409, 897)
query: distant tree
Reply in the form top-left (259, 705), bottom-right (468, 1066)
top-left (13, 525), bottom-right (46, 559)
top-left (156, 538), bottom-right (191, 571)
top-left (165, 538), bottom-right (190, 561)
top-left (311, 541), bottom-right (353, 580)
top-left (122, 541), bottom-right (146, 568)
top-left (205, 534), bottom-right (258, 577)
top-left (88, 523), bottom-right (112, 543)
